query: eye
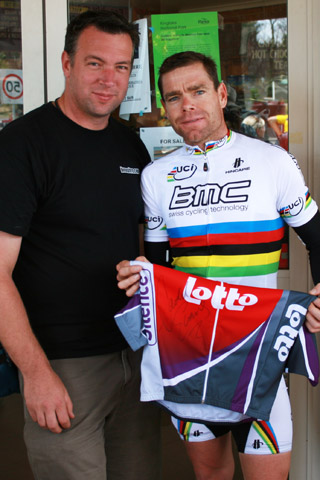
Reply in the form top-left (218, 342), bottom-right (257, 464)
top-left (195, 89), bottom-right (205, 95)
top-left (167, 95), bottom-right (179, 103)
top-left (117, 65), bottom-right (130, 71)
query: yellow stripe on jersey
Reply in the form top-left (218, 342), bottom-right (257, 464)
top-left (173, 250), bottom-right (281, 268)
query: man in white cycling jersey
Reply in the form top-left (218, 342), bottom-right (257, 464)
top-left (117, 51), bottom-right (320, 480)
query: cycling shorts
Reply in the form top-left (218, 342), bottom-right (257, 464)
top-left (171, 377), bottom-right (292, 455)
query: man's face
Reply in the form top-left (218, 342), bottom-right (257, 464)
top-left (62, 26), bottom-right (133, 129)
top-left (161, 63), bottom-right (228, 149)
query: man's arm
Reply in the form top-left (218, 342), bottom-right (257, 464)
top-left (116, 241), bottom-right (171, 296)
top-left (0, 231), bottom-right (74, 433)
top-left (293, 211), bottom-right (320, 332)
top-left (293, 210), bottom-right (320, 284)
top-left (144, 241), bottom-right (172, 266)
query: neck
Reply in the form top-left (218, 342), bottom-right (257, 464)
top-left (188, 128), bottom-right (230, 151)
top-left (55, 94), bottom-right (110, 131)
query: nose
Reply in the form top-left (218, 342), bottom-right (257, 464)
top-left (99, 67), bottom-right (115, 86)
top-left (181, 94), bottom-right (195, 111)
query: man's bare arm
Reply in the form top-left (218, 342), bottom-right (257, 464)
top-left (0, 231), bottom-right (74, 433)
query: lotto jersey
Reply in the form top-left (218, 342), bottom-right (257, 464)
top-left (115, 262), bottom-right (319, 422)
top-left (142, 131), bottom-right (318, 288)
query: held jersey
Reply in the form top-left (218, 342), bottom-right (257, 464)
top-left (115, 262), bottom-right (319, 422)
top-left (142, 131), bottom-right (318, 288)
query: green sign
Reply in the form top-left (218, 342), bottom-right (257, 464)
top-left (151, 12), bottom-right (221, 107)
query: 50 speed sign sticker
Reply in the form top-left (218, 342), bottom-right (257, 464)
top-left (0, 69), bottom-right (23, 104)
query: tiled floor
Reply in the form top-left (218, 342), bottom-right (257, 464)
top-left (0, 395), bottom-right (243, 479)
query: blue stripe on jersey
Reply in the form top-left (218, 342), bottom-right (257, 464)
top-left (167, 218), bottom-right (284, 239)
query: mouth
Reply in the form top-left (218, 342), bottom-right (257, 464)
top-left (93, 91), bottom-right (117, 102)
top-left (180, 116), bottom-right (204, 126)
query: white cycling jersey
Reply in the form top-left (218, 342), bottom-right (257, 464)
top-left (142, 130), bottom-right (318, 288)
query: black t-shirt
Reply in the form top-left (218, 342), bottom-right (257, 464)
top-left (0, 102), bottom-right (149, 359)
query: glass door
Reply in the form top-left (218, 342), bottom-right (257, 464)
top-left (0, 0), bottom-right (23, 127)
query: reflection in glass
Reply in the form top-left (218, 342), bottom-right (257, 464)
top-left (221, 14), bottom-right (288, 150)
top-left (0, 0), bottom-right (23, 128)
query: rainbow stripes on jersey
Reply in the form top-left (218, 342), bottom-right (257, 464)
top-left (167, 166), bottom-right (179, 182)
top-left (168, 217), bottom-right (284, 278)
top-left (188, 130), bottom-right (232, 155)
top-left (280, 190), bottom-right (312, 218)
top-left (167, 132), bottom-right (232, 181)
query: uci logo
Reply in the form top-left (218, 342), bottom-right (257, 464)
top-left (273, 303), bottom-right (306, 361)
top-left (285, 197), bottom-right (304, 217)
top-left (183, 277), bottom-right (258, 311)
top-left (167, 164), bottom-right (197, 182)
top-left (145, 216), bottom-right (163, 231)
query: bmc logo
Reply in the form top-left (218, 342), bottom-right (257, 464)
top-left (183, 277), bottom-right (258, 311)
top-left (169, 180), bottom-right (251, 209)
top-left (273, 303), bottom-right (306, 361)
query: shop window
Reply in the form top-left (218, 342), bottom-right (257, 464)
top-left (0, 0), bottom-right (23, 129)
top-left (220, 7), bottom-right (288, 149)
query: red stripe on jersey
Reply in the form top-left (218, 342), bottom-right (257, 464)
top-left (169, 228), bottom-right (285, 248)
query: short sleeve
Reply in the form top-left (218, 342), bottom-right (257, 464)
top-left (0, 129), bottom-right (39, 236)
top-left (141, 163), bottom-right (169, 243)
top-left (275, 150), bottom-right (318, 228)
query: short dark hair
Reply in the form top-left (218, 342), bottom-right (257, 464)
top-left (64, 10), bottom-right (139, 62)
top-left (158, 51), bottom-right (220, 100)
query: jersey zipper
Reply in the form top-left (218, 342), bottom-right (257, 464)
top-left (203, 151), bottom-right (209, 171)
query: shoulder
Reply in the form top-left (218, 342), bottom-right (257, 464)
top-left (143, 146), bottom-right (186, 170)
top-left (4, 102), bottom-right (53, 127)
top-left (0, 103), bottom-right (56, 142)
top-left (233, 131), bottom-right (298, 166)
top-left (141, 146), bottom-right (186, 180)
top-left (109, 117), bottom-right (142, 145)
top-left (233, 131), bottom-right (274, 151)
top-left (0, 104), bottom-right (57, 163)
top-left (109, 118), bottom-right (151, 168)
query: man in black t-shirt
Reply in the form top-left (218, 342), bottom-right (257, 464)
top-left (0, 10), bottom-right (160, 480)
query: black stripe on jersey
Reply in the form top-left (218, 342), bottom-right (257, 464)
top-left (171, 240), bottom-right (283, 258)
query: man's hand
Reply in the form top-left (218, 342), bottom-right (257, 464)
top-left (23, 367), bottom-right (74, 434)
top-left (116, 256), bottom-right (149, 297)
top-left (306, 283), bottom-right (320, 333)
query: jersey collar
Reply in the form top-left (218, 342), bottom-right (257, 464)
top-left (186, 129), bottom-right (232, 155)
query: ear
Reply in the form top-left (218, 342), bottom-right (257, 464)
top-left (61, 51), bottom-right (71, 78)
top-left (218, 82), bottom-right (228, 109)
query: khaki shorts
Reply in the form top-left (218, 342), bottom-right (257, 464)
top-left (20, 349), bottom-right (161, 480)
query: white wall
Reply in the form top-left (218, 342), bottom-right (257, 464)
top-left (21, 0), bottom-right (67, 113)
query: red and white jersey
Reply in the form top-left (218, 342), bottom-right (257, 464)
top-left (115, 262), bottom-right (319, 423)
